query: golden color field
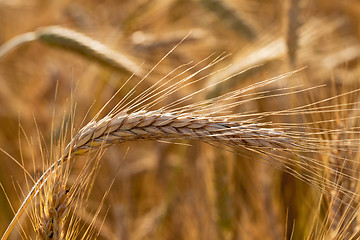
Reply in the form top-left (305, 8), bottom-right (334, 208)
top-left (1, 0), bottom-right (360, 239)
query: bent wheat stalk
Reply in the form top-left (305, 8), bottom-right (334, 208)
top-left (1, 110), bottom-right (293, 239)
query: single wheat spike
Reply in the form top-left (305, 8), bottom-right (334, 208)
top-left (63, 110), bottom-right (291, 157)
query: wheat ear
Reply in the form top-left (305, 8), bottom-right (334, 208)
top-left (64, 110), bottom-right (290, 157)
top-left (0, 26), bottom-right (143, 77)
top-left (37, 174), bottom-right (70, 240)
top-left (35, 26), bottom-right (143, 76)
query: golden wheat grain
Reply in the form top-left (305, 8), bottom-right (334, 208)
top-left (64, 110), bottom-right (291, 158)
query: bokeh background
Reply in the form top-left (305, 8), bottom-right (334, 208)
top-left (1, 0), bottom-right (360, 239)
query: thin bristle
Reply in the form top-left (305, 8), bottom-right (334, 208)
top-left (325, 107), bottom-right (359, 237)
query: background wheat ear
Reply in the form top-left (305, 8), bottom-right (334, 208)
top-left (37, 173), bottom-right (70, 240)
top-left (0, 26), bottom-right (144, 77)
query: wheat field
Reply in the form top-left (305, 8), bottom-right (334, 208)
top-left (1, 0), bottom-right (360, 239)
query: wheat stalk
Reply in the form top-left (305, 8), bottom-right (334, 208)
top-left (285, 0), bottom-right (301, 68)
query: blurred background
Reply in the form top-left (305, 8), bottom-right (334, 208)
top-left (1, 0), bottom-right (360, 239)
